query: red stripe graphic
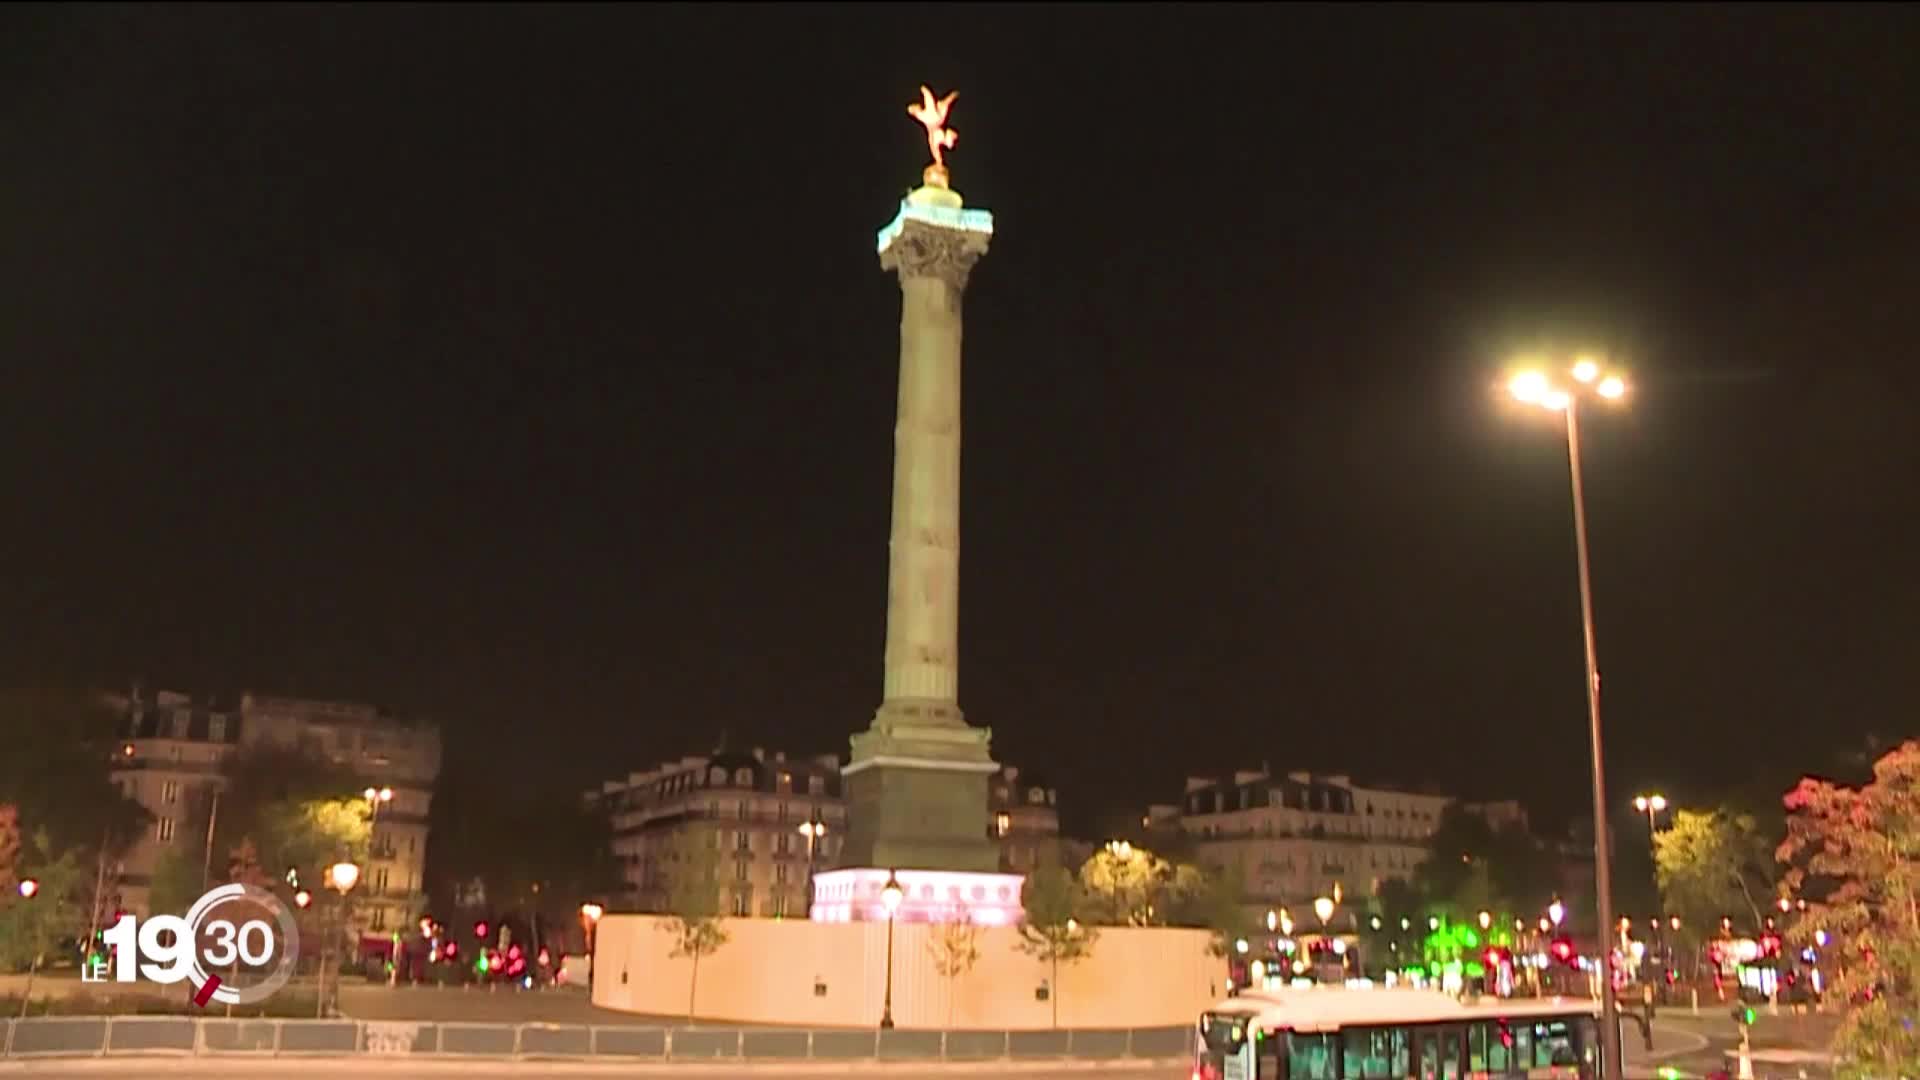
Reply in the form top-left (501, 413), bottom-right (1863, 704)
top-left (192, 975), bottom-right (221, 1007)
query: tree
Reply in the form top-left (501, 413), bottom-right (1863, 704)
top-left (1414, 806), bottom-right (1559, 921)
top-left (1166, 861), bottom-right (1253, 958)
top-left (1078, 843), bottom-right (1174, 926)
top-left (1653, 808), bottom-right (1773, 936)
top-left (0, 828), bottom-right (87, 1014)
top-left (0, 689), bottom-right (149, 860)
top-left (657, 829), bottom-right (728, 1022)
top-left (927, 917), bottom-right (981, 1026)
top-left (188, 743), bottom-right (371, 889)
top-left (227, 837), bottom-right (272, 890)
top-left (1777, 740), bottom-right (1920, 1080)
top-left (147, 847), bottom-right (206, 917)
top-left (1016, 865), bottom-right (1097, 1029)
top-left (0, 805), bottom-right (19, 898)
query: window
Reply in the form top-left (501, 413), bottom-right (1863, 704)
top-left (735, 860), bottom-right (749, 881)
top-left (771, 892), bottom-right (787, 918)
top-left (171, 710), bottom-right (190, 739)
top-left (1530, 1021), bottom-right (1580, 1069)
top-left (736, 801), bottom-right (748, 820)
top-left (808, 776), bottom-right (824, 795)
top-left (776, 833), bottom-right (790, 854)
top-left (775, 864), bottom-right (789, 883)
top-left (706, 830), bottom-right (719, 850)
top-left (732, 892), bottom-right (750, 917)
top-left (734, 767), bottom-right (752, 786)
top-left (157, 818), bottom-right (176, 843)
top-left (777, 773), bottom-right (792, 793)
top-left (1342, 1028), bottom-right (1406, 1079)
top-left (709, 767), bottom-right (726, 785)
top-left (208, 716), bottom-right (226, 742)
top-left (994, 812), bottom-right (1011, 837)
top-left (162, 781), bottom-right (179, 804)
top-left (375, 868), bottom-right (390, 892)
top-left (1288, 1032), bottom-right (1337, 1080)
top-left (778, 801), bottom-right (789, 821)
top-left (737, 831), bottom-right (751, 851)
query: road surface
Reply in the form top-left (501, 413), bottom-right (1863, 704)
top-left (0, 1060), bottom-right (1187, 1079)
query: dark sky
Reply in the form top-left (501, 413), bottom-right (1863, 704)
top-left (3, 5), bottom-right (1915, 836)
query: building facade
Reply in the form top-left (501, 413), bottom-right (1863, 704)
top-left (594, 749), bottom-right (846, 919)
top-left (108, 688), bottom-right (442, 936)
top-left (988, 765), bottom-right (1061, 874)
top-left (1169, 769), bottom-right (1454, 920)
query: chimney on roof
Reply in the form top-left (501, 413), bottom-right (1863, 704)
top-left (1184, 776), bottom-right (1213, 794)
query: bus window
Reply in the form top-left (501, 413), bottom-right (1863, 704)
top-left (1197, 1013), bottom-right (1248, 1079)
top-left (1419, 1031), bottom-right (1440, 1080)
top-left (1531, 1021), bottom-right (1580, 1070)
top-left (1288, 1032), bottom-right (1338, 1080)
top-left (1575, 1017), bottom-right (1600, 1079)
top-left (1342, 1027), bottom-right (1404, 1079)
top-left (1440, 1028), bottom-right (1463, 1080)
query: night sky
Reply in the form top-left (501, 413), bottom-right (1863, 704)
top-left (3, 6), bottom-right (1915, 836)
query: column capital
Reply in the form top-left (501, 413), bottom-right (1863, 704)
top-left (880, 219), bottom-right (992, 290)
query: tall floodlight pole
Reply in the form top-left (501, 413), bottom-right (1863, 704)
top-left (1508, 360), bottom-right (1630, 1080)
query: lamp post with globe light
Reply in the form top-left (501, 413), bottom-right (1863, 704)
top-left (879, 871), bottom-right (904, 1029)
top-left (580, 903), bottom-right (604, 992)
top-left (1634, 794), bottom-right (1668, 946)
top-left (1508, 357), bottom-right (1629, 1080)
top-left (318, 861), bottom-right (360, 1018)
top-left (798, 818), bottom-right (828, 917)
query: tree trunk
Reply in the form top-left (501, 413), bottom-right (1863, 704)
top-left (687, 951), bottom-right (700, 1024)
top-left (1050, 954), bottom-right (1059, 1029)
top-left (948, 976), bottom-right (955, 1028)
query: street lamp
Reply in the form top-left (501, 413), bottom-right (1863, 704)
top-left (1509, 356), bottom-right (1628, 1078)
top-left (580, 903), bottom-right (604, 993)
top-left (798, 818), bottom-right (828, 918)
top-left (879, 871), bottom-right (903, 1029)
top-left (1314, 896), bottom-right (1335, 925)
top-left (16, 878), bottom-right (38, 899)
top-left (1549, 899), bottom-right (1565, 928)
top-left (1478, 910), bottom-right (1493, 932)
top-left (1634, 794), bottom-right (1667, 917)
top-left (319, 861), bottom-right (360, 1018)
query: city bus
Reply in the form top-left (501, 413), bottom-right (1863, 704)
top-left (1195, 986), bottom-right (1606, 1080)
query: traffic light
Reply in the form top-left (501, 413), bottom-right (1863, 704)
top-left (1549, 937), bottom-right (1576, 966)
top-left (293, 889), bottom-right (312, 909)
top-left (1731, 1005), bottom-right (1756, 1027)
top-left (474, 920), bottom-right (488, 940)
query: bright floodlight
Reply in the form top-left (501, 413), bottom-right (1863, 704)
top-left (1650, 794), bottom-right (1666, 811)
top-left (1597, 376), bottom-right (1626, 399)
top-left (1541, 389), bottom-right (1572, 411)
top-left (1509, 371), bottom-right (1549, 404)
top-left (1572, 359), bottom-right (1600, 383)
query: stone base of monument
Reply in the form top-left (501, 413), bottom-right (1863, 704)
top-left (807, 867), bottom-right (1025, 926)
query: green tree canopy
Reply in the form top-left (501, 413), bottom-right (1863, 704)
top-left (0, 688), bottom-right (148, 857)
top-left (1653, 807), bottom-right (1774, 938)
top-left (1017, 865), bottom-right (1097, 1029)
top-left (0, 828), bottom-right (87, 971)
top-left (656, 828), bottom-right (727, 1021)
top-left (1413, 806), bottom-right (1559, 921)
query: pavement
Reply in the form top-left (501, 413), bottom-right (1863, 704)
top-left (3, 1062), bottom-right (1187, 1078)
top-left (1621, 1010), bottom-right (1839, 1080)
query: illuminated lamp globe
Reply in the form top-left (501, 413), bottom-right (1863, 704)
top-left (1572, 359), bottom-right (1600, 383)
top-left (1597, 376), bottom-right (1626, 400)
top-left (880, 871), bottom-right (904, 916)
top-left (1548, 899), bottom-right (1565, 927)
top-left (580, 902), bottom-right (604, 923)
top-left (327, 861), bottom-right (360, 893)
top-left (1314, 896), bottom-right (1335, 924)
top-left (17, 878), bottom-right (38, 899)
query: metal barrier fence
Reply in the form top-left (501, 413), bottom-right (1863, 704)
top-left (0, 1015), bottom-right (1191, 1062)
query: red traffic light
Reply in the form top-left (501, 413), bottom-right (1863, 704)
top-left (293, 889), bottom-right (312, 909)
top-left (474, 921), bottom-right (489, 939)
top-left (1549, 937), bottom-right (1575, 965)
